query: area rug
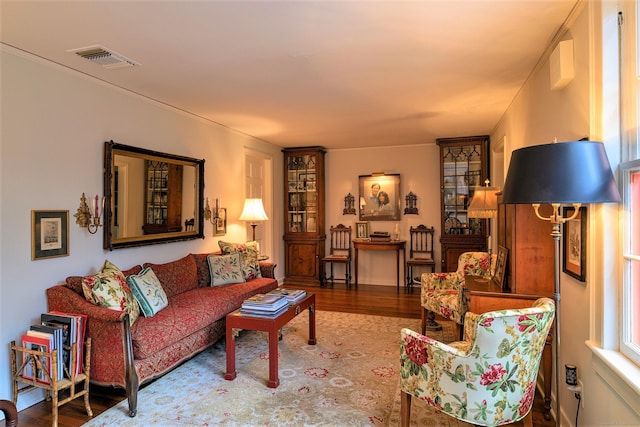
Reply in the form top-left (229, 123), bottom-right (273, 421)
top-left (83, 310), bottom-right (457, 427)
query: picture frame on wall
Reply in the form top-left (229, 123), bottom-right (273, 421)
top-left (355, 221), bottom-right (370, 240)
top-left (492, 245), bottom-right (509, 290)
top-left (32, 210), bottom-right (69, 260)
top-left (359, 174), bottom-right (401, 221)
top-left (214, 208), bottom-right (227, 236)
top-left (563, 206), bottom-right (586, 282)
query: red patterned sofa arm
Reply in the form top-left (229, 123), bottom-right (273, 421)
top-left (259, 261), bottom-right (276, 279)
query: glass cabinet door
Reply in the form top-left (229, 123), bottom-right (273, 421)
top-left (439, 138), bottom-right (488, 236)
top-left (287, 154), bottom-right (318, 233)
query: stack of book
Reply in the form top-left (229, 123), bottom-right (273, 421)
top-left (268, 288), bottom-right (307, 304)
top-left (21, 311), bottom-right (87, 384)
top-left (241, 293), bottom-right (289, 318)
top-left (369, 231), bottom-right (391, 242)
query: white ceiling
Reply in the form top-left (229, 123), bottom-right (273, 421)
top-left (1, 1), bottom-right (578, 149)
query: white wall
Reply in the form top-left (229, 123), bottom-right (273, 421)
top-left (491, 3), bottom-right (639, 426)
top-left (0, 46), bottom-right (284, 409)
top-left (325, 145), bottom-right (441, 286)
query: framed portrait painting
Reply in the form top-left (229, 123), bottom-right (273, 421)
top-left (359, 174), bottom-right (401, 221)
top-left (32, 210), bottom-right (69, 260)
top-left (563, 206), bottom-right (586, 282)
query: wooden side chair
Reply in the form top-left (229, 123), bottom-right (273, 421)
top-left (405, 225), bottom-right (435, 292)
top-left (320, 224), bottom-right (352, 287)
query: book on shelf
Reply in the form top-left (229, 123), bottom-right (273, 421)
top-left (21, 334), bottom-right (54, 384)
top-left (267, 288), bottom-right (307, 304)
top-left (41, 312), bottom-right (76, 377)
top-left (49, 311), bottom-right (87, 375)
top-left (29, 324), bottom-right (64, 380)
top-left (369, 231), bottom-right (391, 242)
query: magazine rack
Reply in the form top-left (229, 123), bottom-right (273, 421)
top-left (10, 338), bottom-right (92, 426)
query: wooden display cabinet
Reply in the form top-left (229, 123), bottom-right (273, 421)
top-left (436, 136), bottom-right (490, 272)
top-left (283, 147), bottom-right (326, 286)
top-left (142, 161), bottom-right (183, 234)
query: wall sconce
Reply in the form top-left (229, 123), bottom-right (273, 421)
top-left (404, 191), bottom-right (418, 214)
top-left (204, 197), bottom-right (221, 224)
top-left (74, 192), bottom-right (103, 234)
top-left (343, 193), bottom-right (356, 215)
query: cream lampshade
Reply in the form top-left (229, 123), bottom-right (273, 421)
top-left (238, 198), bottom-right (268, 241)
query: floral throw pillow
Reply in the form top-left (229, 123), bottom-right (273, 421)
top-left (81, 260), bottom-right (140, 325)
top-left (218, 241), bottom-right (262, 280)
top-left (126, 267), bottom-right (169, 317)
top-left (207, 253), bottom-right (246, 286)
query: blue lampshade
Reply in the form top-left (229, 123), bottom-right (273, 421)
top-left (501, 141), bottom-right (621, 204)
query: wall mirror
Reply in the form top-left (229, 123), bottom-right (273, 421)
top-left (103, 140), bottom-right (205, 250)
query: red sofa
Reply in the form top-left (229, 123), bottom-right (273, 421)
top-left (46, 253), bottom-right (278, 417)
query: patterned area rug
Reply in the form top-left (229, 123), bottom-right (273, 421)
top-left (83, 310), bottom-right (457, 427)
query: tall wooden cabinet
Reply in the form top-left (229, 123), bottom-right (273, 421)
top-left (437, 136), bottom-right (490, 272)
top-left (143, 161), bottom-right (183, 235)
top-left (283, 147), bottom-right (326, 286)
top-left (497, 196), bottom-right (554, 295)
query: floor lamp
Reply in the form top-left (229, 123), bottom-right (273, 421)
top-left (501, 140), bottom-right (620, 426)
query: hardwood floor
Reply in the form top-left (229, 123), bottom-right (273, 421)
top-left (15, 283), bottom-right (553, 426)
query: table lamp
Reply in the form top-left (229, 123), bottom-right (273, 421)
top-left (239, 198), bottom-right (269, 242)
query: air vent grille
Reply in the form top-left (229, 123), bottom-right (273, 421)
top-left (67, 45), bottom-right (140, 69)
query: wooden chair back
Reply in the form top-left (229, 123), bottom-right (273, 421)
top-left (409, 225), bottom-right (434, 261)
top-left (328, 224), bottom-right (352, 257)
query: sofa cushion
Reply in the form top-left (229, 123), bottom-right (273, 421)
top-left (66, 264), bottom-right (142, 295)
top-left (218, 241), bottom-right (262, 280)
top-left (207, 253), bottom-right (245, 286)
top-left (144, 254), bottom-right (198, 298)
top-left (130, 277), bottom-right (278, 359)
top-left (81, 260), bottom-right (140, 325)
top-left (127, 267), bottom-right (169, 317)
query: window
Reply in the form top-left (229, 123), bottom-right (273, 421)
top-left (619, 3), bottom-right (640, 366)
top-left (620, 161), bottom-right (640, 365)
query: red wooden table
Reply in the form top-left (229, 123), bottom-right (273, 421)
top-left (224, 292), bottom-right (316, 388)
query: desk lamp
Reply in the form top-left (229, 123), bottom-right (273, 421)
top-left (501, 140), bottom-right (620, 426)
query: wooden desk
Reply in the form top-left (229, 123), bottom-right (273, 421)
top-left (353, 240), bottom-right (406, 291)
top-left (463, 276), bottom-right (553, 420)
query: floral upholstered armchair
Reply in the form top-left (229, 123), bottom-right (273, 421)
top-left (400, 297), bottom-right (555, 427)
top-left (420, 251), bottom-right (495, 337)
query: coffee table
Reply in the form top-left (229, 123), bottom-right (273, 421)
top-left (224, 292), bottom-right (316, 388)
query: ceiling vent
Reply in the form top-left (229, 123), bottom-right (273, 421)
top-left (67, 45), bottom-right (140, 69)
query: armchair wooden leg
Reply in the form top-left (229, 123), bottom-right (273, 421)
top-left (522, 410), bottom-right (533, 427)
top-left (400, 391), bottom-right (412, 427)
top-left (423, 309), bottom-right (443, 332)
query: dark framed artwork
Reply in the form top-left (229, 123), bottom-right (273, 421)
top-left (32, 210), bottom-right (69, 260)
top-left (492, 245), bottom-right (509, 290)
top-left (359, 174), bottom-right (401, 221)
top-left (563, 206), bottom-right (586, 281)
top-left (214, 208), bottom-right (227, 236)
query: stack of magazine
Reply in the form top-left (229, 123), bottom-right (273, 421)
top-left (268, 288), bottom-right (307, 304)
top-left (241, 293), bottom-right (290, 318)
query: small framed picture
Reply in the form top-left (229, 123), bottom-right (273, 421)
top-left (492, 245), bottom-right (509, 290)
top-left (214, 208), bottom-right (227, 236)
top-left (563, 206), bottom-right (586, 282)
top-left (355, 221), bottom-right (370, 239)
top-left (32, 210), bottom-right (69, 260)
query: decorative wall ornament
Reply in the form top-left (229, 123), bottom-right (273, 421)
top-left (404, 191), bottom-right (418, 215)
top-left (342, 193), bottom-right (356, 215)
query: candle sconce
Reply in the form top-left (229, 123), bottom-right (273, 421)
top-left (74, 192), bottom-right (103, 234)
top-left (342, 193), bottom-right (356, 215)
top-left (204, 197), bottom-right (221, 224)
top-left (404, 191), bottom-right (418, 215)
